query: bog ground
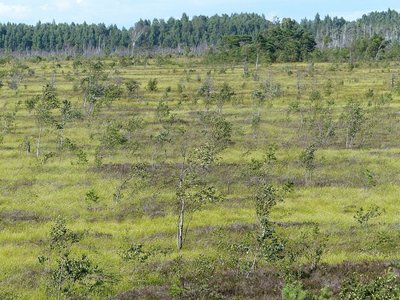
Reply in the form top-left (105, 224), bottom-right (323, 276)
top-left (1, 56), bottom-right (400, 299)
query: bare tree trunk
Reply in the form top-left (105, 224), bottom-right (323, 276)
top-left (375, 41), bottom-right (386, 61)
top-left (177, 198), bottom-right (185, 250)
top-left (83, 94), bottom-right (88, 114)
top-left (246, 254), bottom-right (257, 278)
top-left (59, 127), bottom-right (64, 150)
top-left (177, 152), bottom-right (187, 250)
top-left (346, 135), bottom-right (353, 149)
top-left (255, 50), bottom-right (259, 72)
top-left (36, 126), bottom-right (43, 157)
top-left (88, 101), bottom-right (94, 116)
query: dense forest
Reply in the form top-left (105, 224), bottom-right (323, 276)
top-left (302, 9), bottom-right (400, 48)
top-left (1, 10), bottom-right (400, 57)
top-left (0, 22), bottom-right (131, 53)
top-left (0, 13), bottom-right (267, 53)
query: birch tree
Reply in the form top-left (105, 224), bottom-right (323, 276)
top-left (26, 82), bottom-right (59, 157)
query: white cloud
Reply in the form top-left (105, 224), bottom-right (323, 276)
top-left (50, 0), bottom-right (89, 12)
top-left (0, 2), bottom-right (28, 18)
top-left (187, 0), bottom-right (257, 5)
top-left (40, 3), bottom-right (50, 11)
top-left (55, 0), bottom-right (72, 11)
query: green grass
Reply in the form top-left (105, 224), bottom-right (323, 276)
top-left (1, 57), bottom-right (400, 298)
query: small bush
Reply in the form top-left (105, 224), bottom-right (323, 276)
top-left (339, 269), bottom-right (400, 300)
top-left (147, 78), bottom-right (158, 91)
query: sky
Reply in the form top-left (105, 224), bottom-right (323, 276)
top-left (0, 0), bottom-right (399, 28)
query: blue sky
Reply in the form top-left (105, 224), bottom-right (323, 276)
top-left (0, 0), bottom-right (399, 27)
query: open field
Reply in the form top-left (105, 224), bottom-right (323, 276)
top-left (1, 55), bottom-right (400, 299)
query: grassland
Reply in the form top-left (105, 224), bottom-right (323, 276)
top-left (0, 55), bottom-right (400, 299)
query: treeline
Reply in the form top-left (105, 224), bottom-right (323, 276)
top-left (136, 9), bottom-right (400, 51)
top-left (211, 18), bottom-right (316, 63)
top-left (212, 10), bottom-right (400, 63)
top-left (2, 10), bottom-right (400, 61)
top-left (0, 22), bottom-right (131, 53)
top-left (0, 14), bottom-right (267, 53)
top-left (302, 9), bottom-right (400, 48)
top-left (133, 13), bottom-right (268, 48)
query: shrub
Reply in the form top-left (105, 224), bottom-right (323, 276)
top-left (339, 269), bottom-right (400, 300)
top-left (147, 78), bottom-right (158, 91)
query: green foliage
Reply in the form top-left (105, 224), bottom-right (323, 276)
top-left (48, 216), bottom-right (81, 253)
top-left (156, 100), bottom-right (174, 124)
top-left (191, 143), bottom-right (219, 169)
top-left (283, 283), bottom-right (332, 300)
top-left (0, 290), bottom-right (19, 300)
top-left (39, 217), bottom-right (113, 299)
top-left (147, 78), bottom-right (158, 91)
top-left (300, 144), bottom-right (317, 184)
top-left (167, 255), bottom-right (221, 299)
top-left (0, 111), bottom-right (17, 135)
top-left (4, 50), bottom-right (400, 299)
top-left (52, 254), bottom-right (111, 298)
top-left (255, 184), bottom-right (285, 262)
top-left (85, 189), bottom-right (100, 203)
top-left (119, 243), bottom-right (153, 262)
top-left (216, 82), bottom-right (235, 112)
top-left (339, 269), bottom-right (400, 300)
top-left (341, 99), bottom-right (365, 149)
top-left (101, 121), bottom-right (127, 148)
top-left (361, 168), bottom-right (377, 188)
top-left (25, 82), bottom-right (60, 156)
top-left (252, 79), bottom-right (282, 104)
top-left (27, 82), bottom-right (60, 120)
top-left (255, 184), bottom-right (282, 217)
top-left (59, 99), bottom-right (74, 124)
top-left (80, 61), bottom-right (110, 116)
top-left (168, 256), bottom-right (186, 297)
top-left (175, 127), bottom-right (226, 250)
top-left (0, 11), bottom-right (395, 62)
top-left (75, 149), bottom-right (89, 165)
top-left (199, 112), bottom-right (232, 152)
top-left (265, 144), bottom-right (278, 163)
top-left (351, 34), bottom-right (389, 61)
top-left (178, 184), bottom-right (223, 214)
top-left (324, 79), bottom-right (333, 96)
top-left (251, 110), bottom-right (261, 135)
top-left (354, 205), bottom-right (384, 227)
top-left (198, 76), bottom-right (214, 108)
top-left (300, 144), bottom-right (317, 171)
top-left (104, 83), bottom-right (123, 104)
top-left (261, 18), bottom-right (316, 62)
top-left (0, 11), bottom-right (391, 61)
top-left (309, 90), bottom-right (322, 102)
top-left (284, 225), bottom-right (328, 276)
top-left (125, 79), bottom-right (141, 98)
top-left (282, 282), bottom-right (311, 300)
top-left (301, 226), bottom-right (327, 271)
top-left (306, 97), bottom-right (336, 146)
